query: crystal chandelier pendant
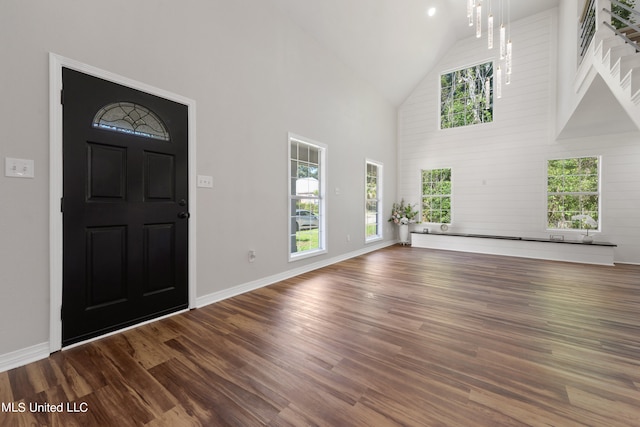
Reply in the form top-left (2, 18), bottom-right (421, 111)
top-left (468, 0), bottom-right (475, 26)
top-left (476, 3), bottom-right (482, 38)
top-left (500, 24), bottom-right (506, 59)
top-left (506, 39), bottom-right (513, 75)
top-left (488, 14), bottom-right (494, 49)
top-left (485, 78), bottom-right (491, 107)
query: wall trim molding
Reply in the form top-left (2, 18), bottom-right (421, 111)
top-left (0, 342), bottom-right (50, 374)
top-left (196, 240), bottom-right (397, 308)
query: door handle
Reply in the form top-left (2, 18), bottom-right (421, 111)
top-left (178, 211), bottom-right (191, 219)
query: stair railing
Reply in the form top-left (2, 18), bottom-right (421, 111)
top-left (579, 0), bottom-right (640, 63)
top-left (579, 0), bottom-right (597, 60)
top-left (602, 0), bottom-right (640, 52)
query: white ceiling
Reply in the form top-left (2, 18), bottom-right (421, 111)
top-left (268, 0), bottom-right (560, 105)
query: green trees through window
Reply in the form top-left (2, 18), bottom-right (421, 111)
top-left (612, 0), bottom-right (637, 29)
top-left (440, 62), bottom-right (493, 129)
top-left (547, 157), bottom-right (600, 230)
top-left (421, 168), bottom-right (452, 224)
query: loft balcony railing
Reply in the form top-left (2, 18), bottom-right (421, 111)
top-left (580, 0), bottom-right (597, 59)
top-left (580, 0), bottom-right (640, 62)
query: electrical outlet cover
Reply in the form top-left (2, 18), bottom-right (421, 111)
top-left (197, 175), bottom-right (213, 188)
top-left (5, 157), bottom-right (34, 178)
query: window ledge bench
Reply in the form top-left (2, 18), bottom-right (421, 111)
top-left (410, 232), bottom-right (616, 266)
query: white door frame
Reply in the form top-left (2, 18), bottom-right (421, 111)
top-left (49, 53), bottom-right (198, 352)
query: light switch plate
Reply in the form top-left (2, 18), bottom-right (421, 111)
top-left (197, 175), bottom-right (213, 188)
top-left (5, 157), bottom-right (34, 178)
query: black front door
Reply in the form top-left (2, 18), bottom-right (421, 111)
top-left (62, 68), bottom-right (189, 346)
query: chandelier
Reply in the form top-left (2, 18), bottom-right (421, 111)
top-left (467, 0), bottom-right (512, 99)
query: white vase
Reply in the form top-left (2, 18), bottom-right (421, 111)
top-left (582, 234), bottom-right (593, 244)
top-left (399, 224), bottom-right (410, 245)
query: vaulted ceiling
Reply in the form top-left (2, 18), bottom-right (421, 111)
top-left (268, 0), bottom-right (560, 105)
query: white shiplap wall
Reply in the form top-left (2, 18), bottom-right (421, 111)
top-left (398, 8), bottom-right (640, 264)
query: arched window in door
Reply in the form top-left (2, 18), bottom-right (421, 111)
top-left (92, 102), bottom-right (170, 141)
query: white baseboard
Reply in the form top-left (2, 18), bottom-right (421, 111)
top-left (0, 342), bottom-right (50, 373)
top-left (196, 240), bottom-right (396, 308)
top-left (616, 261), bottom-right (640, 266)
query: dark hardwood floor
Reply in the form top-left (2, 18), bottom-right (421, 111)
top-left (2, 246), bottom-right (640, 426)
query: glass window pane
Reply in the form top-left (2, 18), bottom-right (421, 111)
top-left (299, 144), bottom-right (309, 162)
top-left (297, 163), bottom-right (309, 180)
top-left (421, 168), bottom-right (452, 223)
top-left (580, 175), bottom-right (598, 192)
top-left (309, 146), bottom-right (319, 164)
top-left (565, 175), bottom-right (580, 192)
top-left (93, 102), bottom-right (170, 141)
top-left (547, 157), bottom-right (599, 230)
top-left (547, 159), bottom-right (563, 175)
top-left (290, 136), bottom-right (325, 257)
top-left (548, 176), bottom-right (562, 192)
top-left (441, 62), bottom-right (493, 129)
top-left (579, 157), bottom-right (598, 174)
top-left (365, 162), bottom-right (382, 240)
top-left (309, 166), bottom-right (319, 181)
top-left (564, 158), bottom-right (579, 173)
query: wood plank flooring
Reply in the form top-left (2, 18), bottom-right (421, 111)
top-left (1, 246), bottom-right (640, 426)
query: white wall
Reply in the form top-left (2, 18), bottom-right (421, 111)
top-left (556, 0), bottom-right (581, 135)
top-left (398, 8), bottom-right (640, 264)
top-left (0, 0), bottom-right (397, 359)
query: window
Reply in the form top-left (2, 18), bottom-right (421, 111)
top-left (93, 102), bottom-right (170, 141)
top-left (365, 160), bottom-right (383, 242)
top-left (421, 168), bottom-right (452, 224)
top-left (547, 157), bottom-right (600, 231)
top-left (440, 62), bottom-right (493, 129)
top-left (289, 134), bottom-right (326, 260)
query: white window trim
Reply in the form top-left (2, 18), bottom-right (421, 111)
top-left (288, 133), bottom-right (327, 262)
top-left (365, 159), bottom-right (383, 243)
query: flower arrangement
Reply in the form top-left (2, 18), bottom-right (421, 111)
top-left (389, 199), bottom-right (418, 225)
top-left (571, 214), bottom-right (598, 236)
